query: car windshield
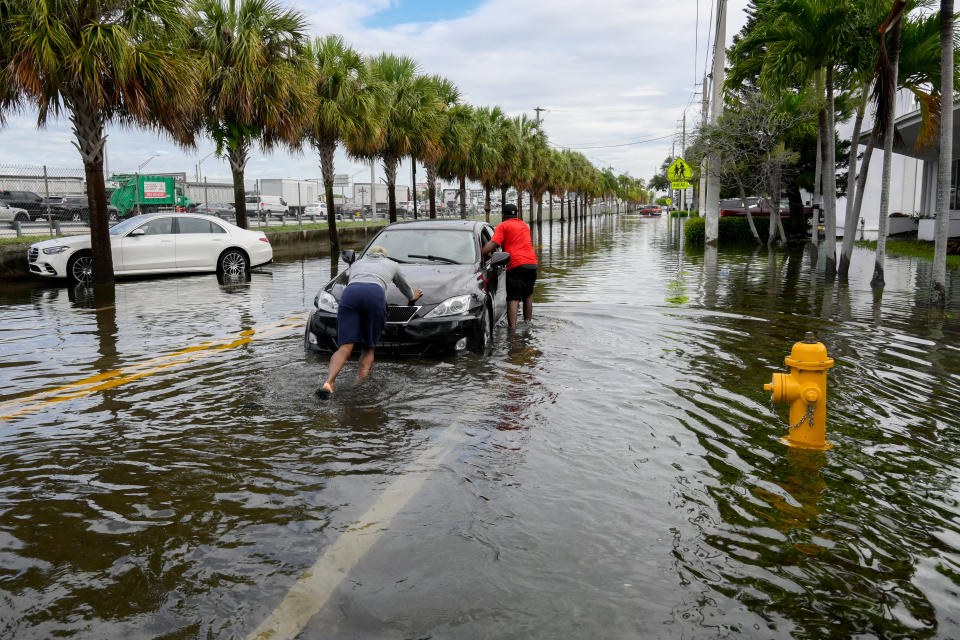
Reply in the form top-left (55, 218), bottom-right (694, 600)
top-left (365, 229), bottom-right (477, 265)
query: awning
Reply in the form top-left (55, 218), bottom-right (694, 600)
top-left (858, 103), bottom-right (960, 160)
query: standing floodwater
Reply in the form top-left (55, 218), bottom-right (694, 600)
top-left (1, 215), bottom-right (959, 638)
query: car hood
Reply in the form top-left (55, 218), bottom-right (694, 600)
top-left (325, 263), bottom-right (481, 306)
top-left (31, 235), bottom-right (91, 250)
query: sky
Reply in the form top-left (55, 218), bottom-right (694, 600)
top-left (1, 0), bottom-right (752, 194)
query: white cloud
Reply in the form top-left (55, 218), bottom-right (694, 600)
top-left (0, 0), bottom-right (752, 192)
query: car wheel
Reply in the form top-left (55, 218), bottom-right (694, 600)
top-left (14, 212), bottom-right (28, 222)
top-left (218, 248), bottom-right (248, 278)
top-left (468, 304), bottom-right (493, 353)
top-left (70, 210), bottom-right (83, 222)
top-left (67, 251), bottom-right (93, 284)
top-left (108, 210), bottom-right (119, 222)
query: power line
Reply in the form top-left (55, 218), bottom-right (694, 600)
top-left (550, 133), bottom-right (675, 150)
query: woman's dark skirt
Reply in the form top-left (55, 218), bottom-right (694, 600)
top-left (337, 283), bottom-right (387, 348)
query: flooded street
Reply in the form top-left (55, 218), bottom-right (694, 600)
top-left (2, 215), bottom-right (960, 638)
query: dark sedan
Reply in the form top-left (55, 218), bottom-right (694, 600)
top-left (305, 220), bottom-right (510, 355)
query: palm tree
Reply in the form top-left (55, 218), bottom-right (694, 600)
top-left (932, 0), bottom-right (954, 304)
top-left (473, 106), bottom-right (507, 222)
top-left (841, 7), bottom-right (949, 277)
top-left (421, 76), bottom-right (470, 218)
top-left (367, 54), bottom-right (441, 223)
top-left (193, 0), bottom-right (313, 230)
top-left (2, 0), bottom-right (198, 284)
top-left (872, 1), bottom-right (908, 289)
top-left (307, 35), bottom-right (381, 254)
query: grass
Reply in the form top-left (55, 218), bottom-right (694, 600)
top-left (0, 234), bottom-right (84, 247)
top-left (856, 239), bottom-right (960, 269)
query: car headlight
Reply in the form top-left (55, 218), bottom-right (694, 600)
top-left (42, 246), bottom-right (69, 254)
top-left (424, 294), bottom-right (474, 318)
top-left (317, 290), bottom-right (338, 312)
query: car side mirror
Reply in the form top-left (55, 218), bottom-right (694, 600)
top-left (129, 228), bottom-right (145, 237)
top-left (489, 251), bottom-right (510, 268)
top-left (341, 249), bottom-right (356, 264)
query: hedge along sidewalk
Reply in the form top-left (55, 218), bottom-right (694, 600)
top-left (684, 216), bottom-right (779, 245)
top-left (857, 239), bottom-right (960, 270)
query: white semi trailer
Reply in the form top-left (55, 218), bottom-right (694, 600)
top-left (258, 179), bottom-right (318, 213)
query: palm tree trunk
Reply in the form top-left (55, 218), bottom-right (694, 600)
top-left (68, 100), bottom-right (114, 284)
top-left (850, 132), bottom-right (877, 240)
top-left (459, 175), bottom-right (467, 219)
top-left (839, 81), bottom-right (871, 277)
top-left (426, 163), bottom-right (438, 219)
top-left (484, 186), bottom-right (491, 223)
top-left (500, 185), bottom-right (508, 214)
top-left (517, 190), bottom-right (523, 217)
top-left (873, 19), bottom-right (903, 289)
top-left (319, 141), bottom-right (340, 254)
top-left (812, 99), bottom-right (823, 245)
top-left (228, 141), bottom-right (250, 230)
top-left (384, 156), bottom-right (398, 223)
top-left (932, 0), bottom-right (954, 304)
top-left (824, 64), bottom-right (838, 276)
top-left (548, 191), bottom-right (553, 223)
top-left (537, 193), bottom-right (543, 225)
top-left (529, 191), bottom-right (534, 224)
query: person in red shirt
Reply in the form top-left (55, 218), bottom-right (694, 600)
top-left (481, 203), bottom-right (538, 328)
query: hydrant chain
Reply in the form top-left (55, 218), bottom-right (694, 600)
top-left (768, 395), bottom-right (815, 430)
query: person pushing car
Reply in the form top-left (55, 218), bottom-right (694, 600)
top-left (481, 203), bottom-right (538, 329)
top-left (316, 246), bottom-right (422, 399)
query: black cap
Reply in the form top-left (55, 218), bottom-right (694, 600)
top-left (502, 203), bottom-right (518, 218)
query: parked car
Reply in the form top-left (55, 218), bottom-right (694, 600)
top-left (195, 202), bottom-right (235, 218)
top-left (639, 205), bottom-right (662, 216)
top-left (37, 195), bottom-right (90, 221)
top-left (0, 203), bottom-right (29, 222)
top-left (245, 195), bottom-right (288, 218)
top-left (0, 190), bottom-right (46, 220)
top-left (303, 202), bottom-right (327, 215)
top-left (305, 219), bottom-right (511, 356)
top-left (27, 213), bottom-right (272, 284)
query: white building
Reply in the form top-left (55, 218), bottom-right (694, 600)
top-left (841, 91), bottom-right (959, 240)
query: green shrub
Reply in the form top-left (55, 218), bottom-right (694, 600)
top-left (670, 210), bottom-right (691, 218)
top-left (685, 217), bottom-right (705, 244)
top-left (683, 216), bottom-right (773, 245)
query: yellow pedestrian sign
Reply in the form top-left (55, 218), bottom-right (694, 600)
top-left (671, 181), bottom-right (692, 190)
top-left (668, 158), bottom-right (692, 182)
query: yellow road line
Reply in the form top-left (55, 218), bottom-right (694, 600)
top-left (0, 315), bottom-right (306, 422)
top-left (246, 392), bottom-right (499, 640)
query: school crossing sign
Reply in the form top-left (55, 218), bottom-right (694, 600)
top-left (668, 158), bottom-right (693, 190)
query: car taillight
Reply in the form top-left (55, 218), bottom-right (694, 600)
top-left (259, 236), bottom-right (270, 243)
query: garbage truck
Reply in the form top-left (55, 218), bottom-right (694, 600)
top-left (108, 174), bottom-right (195, 219)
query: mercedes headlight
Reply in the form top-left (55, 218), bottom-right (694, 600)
top-left (42, 246), bottom-right (70, 255)
top-left (424, 294), bottom-right (473, 318)
top-left (317, 290), bottom-right (338, 312)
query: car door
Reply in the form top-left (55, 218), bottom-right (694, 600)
top-left (119, 216), bottom-right (176, 272)
top-left (480, 225), bottom-right (506, 319)
top-left (175, 216), bottom-right (227, 270)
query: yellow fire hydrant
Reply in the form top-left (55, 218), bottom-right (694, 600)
top-left (764, 332), bottom-right (835, 450)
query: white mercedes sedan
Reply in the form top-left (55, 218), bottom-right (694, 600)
top-left (28, 213), bottom-right (273, 284)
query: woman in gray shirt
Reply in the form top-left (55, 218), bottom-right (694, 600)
top-left (317, 247), bottom-right (422, 398)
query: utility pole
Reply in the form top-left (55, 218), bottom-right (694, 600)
top-left (705, 0), bottom-right (727, 246)
top-left (699, 74), bottom-right (708, 216)
top-left (682, 112), bottom-right (687, 213)
top-left (534, 106), bottom-right (545, 125)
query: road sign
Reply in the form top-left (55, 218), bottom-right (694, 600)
top-left (333, 173), bottom-right (350, 187)
top-left (671, 181), bottom-right (693, 190)
top-left (668, 158), bottom-right (692, 181)
top-left (664, 198), bottom-right (672, 205)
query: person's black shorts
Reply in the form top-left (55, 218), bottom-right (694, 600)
top-left (505, 265), bottom-right (537, 301)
